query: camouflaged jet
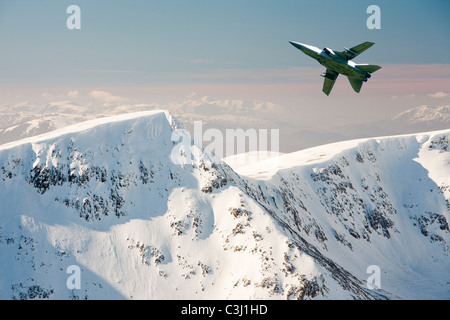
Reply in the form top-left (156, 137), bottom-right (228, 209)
top-left (289, 41), bottom-right (381, 95)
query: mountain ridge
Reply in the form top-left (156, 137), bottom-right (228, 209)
top-left (0, 110), bottom-right (448, 299)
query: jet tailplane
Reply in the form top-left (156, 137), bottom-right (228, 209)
top-left (348, 77), bottom-right (363, 93)
top-left (356, 64), bottom-right (382, 73)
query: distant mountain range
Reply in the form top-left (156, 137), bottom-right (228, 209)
top-left (1, 99), bottom-right (448, 152)
top-left (392, 105), bottom-right (450, 130)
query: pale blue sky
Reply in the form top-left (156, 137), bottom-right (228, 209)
top-left (0, 0), bottom-right (449, 87)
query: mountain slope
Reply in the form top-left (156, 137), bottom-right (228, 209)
top-left (0, 111), bottom-right (448, 299)
top-left (236, 132), bottom-right (450, 299)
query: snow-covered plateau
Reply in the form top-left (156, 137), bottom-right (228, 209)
top-left (0, 110), bottom-right (448, 300)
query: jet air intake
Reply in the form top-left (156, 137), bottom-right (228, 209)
top-left (323, 47), bottom-right (336, 57)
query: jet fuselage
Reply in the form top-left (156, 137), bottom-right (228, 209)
top-left (289, 42), bottom-right (370, 81)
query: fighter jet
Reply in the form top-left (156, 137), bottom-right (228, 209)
top-left (289, 41), bottom-right (381, 95)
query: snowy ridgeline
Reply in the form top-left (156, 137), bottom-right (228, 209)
top-left (0, 110), bottom-right (448, 300)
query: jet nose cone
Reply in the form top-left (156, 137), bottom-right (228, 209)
top-left (289, 41), bottom-right (305, 50)
top-left (289, 41), bottom-right (319, 58)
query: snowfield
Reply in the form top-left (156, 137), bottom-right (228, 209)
top-left (0, 110), bottom-right (448, 299)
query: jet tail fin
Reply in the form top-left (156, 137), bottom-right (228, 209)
top-left (356, 64), bottom-right (382, 73)
top-left (348, 77), bottom-right (363, 93)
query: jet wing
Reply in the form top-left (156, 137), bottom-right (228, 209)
top-left (348, 77), bottom-right (363, 93)
top-left (322, 69), bottom-right (339, 96)
top-left (335, 42), bottom-right (374, 60)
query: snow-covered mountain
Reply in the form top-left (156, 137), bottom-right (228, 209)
top-left (392, 105), bottom-right (450, 130)
top-left (2, 100), bottom-right (449, 154)
top-left (0, 101), bottom-right (102, 145)
top-left (0, 98), bottom-right (282, 148)
top-left (0, 110), bottom-right (448, 299)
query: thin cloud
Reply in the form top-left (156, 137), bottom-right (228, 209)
top-left (190, 59), bottom-right (215, 64)
top-left (378, 64), bottom-right (450, 79)
top-left (89, 90), bottom-right (128, 104)
top-left (390, 93), bottom-right (416, 99)
top-left (76, 69), bottom-right (139, 74)
top-left (161, 66), bottom-right (320, 83)
top-left (428, 91), bottom-right (448, 98)
top-left (68, 90), bottom-right (79, 98)
top-left (40, 92), bottom-right (56, 99)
